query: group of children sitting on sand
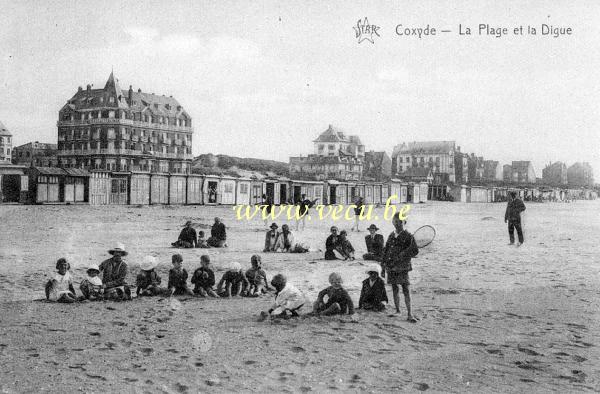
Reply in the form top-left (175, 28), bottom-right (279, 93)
top-left (45, 254), bottom-right (389, 318)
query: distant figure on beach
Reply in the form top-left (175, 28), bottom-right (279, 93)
top-left (263, 223), bottom-right (280, 252)
top-left (262, 194), bottom-right (274, 227)
top-left (313, 272), bottom-right (354, 316)
top-left (191, 255), bottom-right (219, 297)
top-left (277, 224), bottom-right (309, 253)
top-left (207, 217), bottom-right (227, 247)
top-left (168, 254), bottom-right (193, 296)
top-left (45, 258), bottom-right (77, 303)
top-left (335, 230), bottom-right (355, 260)
top-left (196, 230), bottom-right (210, 248)
top-left (351, 196), bottom-right (365, 232)
top-left (324, 226), bottom-right (339, 260)
top-left (258, 274), bottom-right (305, 321)
top-left (358, 264), bottom-right (388, 312)
top-left (99, 243), bottom-right (132, 301)
top-left (172, 220), bottom-right (197, 248)
top-left (136, 256), bottom-right (163, 297)
top-left (505, 191), bottom-right (526, 246)
top-left (382, 214), bottom-right (418, 322)
top-left (363, 224), bottom-right (385, 261)
top-left (296, 194), bottom-right (318, 231)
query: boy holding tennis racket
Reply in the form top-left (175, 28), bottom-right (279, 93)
top-left (382, 213), bottom-right (419, 322)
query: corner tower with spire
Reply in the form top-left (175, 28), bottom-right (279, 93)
top-left (57, 71), bottom-right (193, 173)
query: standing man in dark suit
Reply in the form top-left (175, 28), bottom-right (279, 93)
top-left (505, 191), bottom-right (526, 246)
top-left (383, 214), bottom-right (419, 322)
top-left (363, 224), bottom-right (384, 262)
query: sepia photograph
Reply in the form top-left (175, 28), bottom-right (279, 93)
top-left (0, 1), bottom-right (598, 392)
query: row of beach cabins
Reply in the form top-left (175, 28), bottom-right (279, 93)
top-left (0, 166), bottom-right (596, 206)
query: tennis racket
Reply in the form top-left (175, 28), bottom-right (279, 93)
top-left (413, 225), bottom-right (436, 248)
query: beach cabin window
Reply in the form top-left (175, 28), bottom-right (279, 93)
top-left (224, 183), bottom-right (234, 193)
top-left (49, 176), bottom-right (58, 184)
top-left (38, 176), bottom-right (47, 183)
top-left (240, 184), bottom-right (249, 194)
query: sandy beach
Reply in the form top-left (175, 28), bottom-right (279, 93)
top-left (0, 201), bottom-right (599, 392)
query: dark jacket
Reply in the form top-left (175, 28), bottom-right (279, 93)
top-left (383, 230), bottom-right (418, 272)
top-left (505, 198), bottom-right (526, 222)
top-left (211, 222), bottom-right (227, 241)
top-left (365, 233), bottom-right (385, 258)
top-left (99, 258), bottom-right (128, 289)
top-left (317, 286), bottom-right (354, 314)
top-left (191, 267), bottom-right (215, 289)
top-left (136, 270), bottom-right (161, 289)
top-left (168, 268), bottom-right (189, 292)
top-left (358, 277), bottom-right (388, 308)
top-left (325, 234), bottom-right (338, 259)
top-left (264, 230), bottom-right (280, 252)
top-left (178, 227), bottom-right (197, 246)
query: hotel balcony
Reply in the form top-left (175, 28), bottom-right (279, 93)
top-left (56, 118), bottom-right (192, 132)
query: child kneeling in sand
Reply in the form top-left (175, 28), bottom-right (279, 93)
top-left (313, 272), bottom-right (354, 315)
top-left (136, 256), bottom-right (163, 297)
top-left (216, 262), bottom-right (249, 297)
top-left (258, 274), bottom-right (305, 321)
top-left (191, 255), bottom-right (219, 297)
top-left (168, 254), bottom-right (193, 296)
top-left (245, 255), bottom-right (272, 297)
top-left (45, 258), bottom-right (77, 303)
top-left (80, 263), bottom-right (104, 301)
top-left (358, 264), bottom-right (388, 311)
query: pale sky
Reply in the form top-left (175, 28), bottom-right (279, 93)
top-left (1, 1), bottom-right (599, 177)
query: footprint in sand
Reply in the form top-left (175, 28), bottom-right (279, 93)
top-left (367, 335), bottom-right (383, 340)
top-left (486, 349), bottom-right (502, 355)
top-left (88, 332), bottom-right (101, 337)
top-left (140, 347), bottom-right (154, 356)
top-left (414, 382), bottom-right (430, 391)
top-left (291, 346), bottom-right (305, 353)
top-left (518, 347), bottom-right (543, 356)
top-left (166, 348), bottom-right (179, 354)
top-left (244, 360), bottom-right (257, 365)
top-left (572, 355), bottom-right (587, 362)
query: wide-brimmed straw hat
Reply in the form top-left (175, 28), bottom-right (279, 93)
top-left (87, 263), bottom-right (100, 272)
top-left (108, 242), bottom-right (128, 256)
top-left (367, 224), bottom-right (379, 231)
top-left (141, 255), bottom-right (158, 271)
top-left (365, 263), bottom-right (381, 275)
top-left (229, 261), bottom-right (242, 271)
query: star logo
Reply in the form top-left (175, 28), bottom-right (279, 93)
top-left (353, 17), bottom-right (381, 44)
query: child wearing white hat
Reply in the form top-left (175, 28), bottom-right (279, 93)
top-left (80, 263), bottom-right (103, 301)
top-left (358, 263), bottom-right (388, 312)
top-left (136, 256), bottom-right (163, 297)
top-left (216, 261), bottom-right (249, 298)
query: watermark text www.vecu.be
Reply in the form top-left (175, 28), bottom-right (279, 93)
top-left (233, 195), bottom-right (411, 222)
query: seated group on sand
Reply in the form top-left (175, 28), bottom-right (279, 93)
top-left (172, 217), bottom-right (227, 249)
top-left (46, 246), bottom-right (276, 302)
top-left (45, 214), bottom-right (420, 322)
top-left (263, 223), bottom-right (309, 253)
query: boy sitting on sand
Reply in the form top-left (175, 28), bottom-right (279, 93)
top-left (313, 272), bottom-right (354, 316)
top-left (358, 264), bottom-right (388, 311)
top-left (80, 263), bottom-right (103, 301)
top-left (136, 255), bottom-right (162, 297)
top-left (216, 262), bottom-right (249, 297)
top-left (45, 258), bottom-right (77, 303)
top-left (245, 255), bottom-right (272, 297)
top-left (168, 254), bottom-right (193, 296)
top-left (258, 274), bottom-right (305, 321)
top-left (191, 255), bottom-right (219, 297)
top-left (197, 231), bottom-right (210, 248)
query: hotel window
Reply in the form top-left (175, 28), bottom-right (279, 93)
top-left (109, 96), bottom-right (115, 104)
top-left (328, 145), bottom-right (334, 150)
top-left (399, 157), bottom-right (403, 163)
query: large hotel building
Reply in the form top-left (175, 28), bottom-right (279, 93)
top-left (57, 72), bottom-right (193, 173)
